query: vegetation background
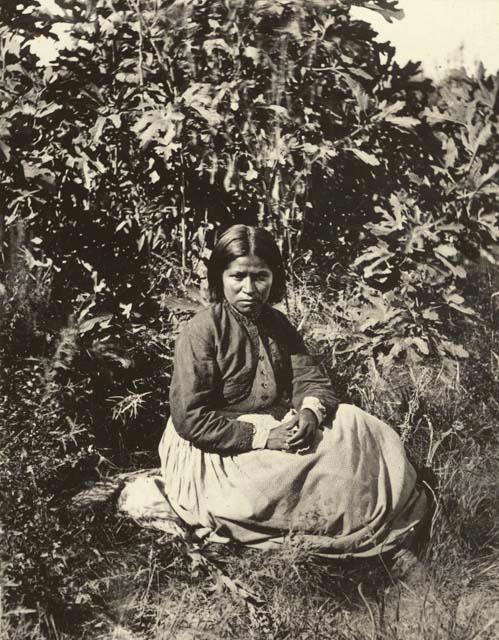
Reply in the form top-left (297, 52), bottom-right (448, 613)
top-left (0, 0), bottom-right (498, 637)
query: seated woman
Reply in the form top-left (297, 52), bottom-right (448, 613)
top-left (159, 225), bottom-right (428, 557)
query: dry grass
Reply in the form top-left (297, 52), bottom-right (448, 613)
top-left (3, 350), bottom-right (499, 640)
top-left (2, 277), bottom-right (499, 639)
top-left (67, 522), bottom-right (498, 640)
top-left (81, 353), bottom-right (499, 640)
top-left (7, 446), bottom-right (495, 640)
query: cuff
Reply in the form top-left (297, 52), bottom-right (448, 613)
top-left (252, 424), bottom-right (269, 449)
top-left (237, 414), bottom-right (280, 450)
top-left (236, 422), bottom-right (256, 451)
top-left (301, 397), bottom-right (327, 426)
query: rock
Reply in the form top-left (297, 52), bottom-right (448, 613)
top-left (71, 479), bottom-right (124, 510)
top-left (70, 469), bottom-right (187, 537)
top-left (117, 469), bottom-right (186, 537)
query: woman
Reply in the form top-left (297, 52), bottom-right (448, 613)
top-left (159, 225), bottom-right (428, 557)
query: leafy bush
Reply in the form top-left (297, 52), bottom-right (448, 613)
top-left (1, 0), bottom-right (497, 368)
top-left (59, 308), bottom-right (176, 463)
top-left (0, 326), bottom-right (96, 629)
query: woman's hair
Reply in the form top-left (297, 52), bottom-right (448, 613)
top-left (207, 224), bottom-right (286, 304)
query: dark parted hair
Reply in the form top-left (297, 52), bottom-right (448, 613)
top-left (208, 225), bottom-right (286, 304)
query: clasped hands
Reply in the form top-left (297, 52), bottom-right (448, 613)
top-left (266, 408), bottom-right (318, 452)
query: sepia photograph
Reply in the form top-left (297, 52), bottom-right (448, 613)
top-left (1, 0), bottom-right (498, 638)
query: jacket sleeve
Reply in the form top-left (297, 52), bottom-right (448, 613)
top-left (279, 314), bottom-right (339, 421)
top-left (169, 321), bottom-right (255, 454)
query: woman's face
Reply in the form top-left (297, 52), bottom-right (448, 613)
top-left (222, 254), bottom-right (273, 316)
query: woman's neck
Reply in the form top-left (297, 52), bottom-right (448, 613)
top-left (224, 300), bottom-right (265, 323)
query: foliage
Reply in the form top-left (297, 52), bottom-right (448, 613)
top-left (1, 0), bottom-right (498, 369)
top-left (335, 67), bottom-right (499, 365)
top-left (1, 0), bottom-right (499, 636)
top-left (0, 350), bottom-right (94, 627)
top-left (0, 247), bottom-right (171, 630)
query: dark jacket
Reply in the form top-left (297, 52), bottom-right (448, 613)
top-left (169, 301), bottom-right (338, 453)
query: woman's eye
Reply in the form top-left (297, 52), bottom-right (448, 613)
top-left (229, 272), bottom-right (270, 281)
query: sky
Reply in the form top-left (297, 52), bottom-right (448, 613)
top-left (351, 0), bottom-right (499, 77)
top-left (32, 0), bottom-right (499, 77)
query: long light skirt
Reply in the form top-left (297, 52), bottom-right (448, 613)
top-left (159, 404), bottom-right (428, 557)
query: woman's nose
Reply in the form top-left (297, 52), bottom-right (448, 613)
top-left (242, 277), bottom-right (256, 293)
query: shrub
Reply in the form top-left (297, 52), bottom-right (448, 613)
top-left (1, 0), bottom-right (497, 366)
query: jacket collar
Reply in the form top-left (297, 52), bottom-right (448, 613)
top-left (223, 300), bottom-right (274, 331)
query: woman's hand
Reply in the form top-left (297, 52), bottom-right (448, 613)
top-left (266, 416), bottom-right (299, 451)
top-left (286, 409), bottom-right (318, 452)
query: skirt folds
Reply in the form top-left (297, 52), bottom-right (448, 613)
top-left (159, 404), bottom-right (427, 557)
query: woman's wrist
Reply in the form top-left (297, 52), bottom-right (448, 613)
top-left (299, 407), bottom-right (318, 427)
top-left (300, 397), bottom-right (326, 426)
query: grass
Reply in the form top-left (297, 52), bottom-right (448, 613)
top-left (3, 357), bottom-right (498, 640)
top-left (35, 496), bottom-right (497, 640)
top-left (1, 264), bottom-right (498, 639)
